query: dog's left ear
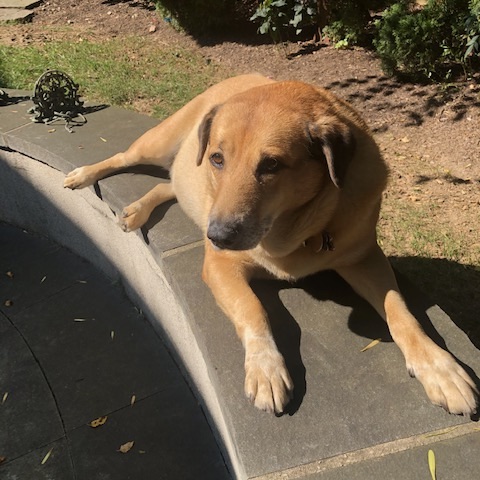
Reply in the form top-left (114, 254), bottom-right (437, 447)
top-left (307, 120), bottom-right (356, 188)
top-left (196, 105), bottom-right (220, 166)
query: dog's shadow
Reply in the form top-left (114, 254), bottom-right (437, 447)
top-left (252, 262), bottom-right (480, 417)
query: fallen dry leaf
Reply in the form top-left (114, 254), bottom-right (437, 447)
top-left (88, 416), bottom-right (108, 428)
top-left (48, 129), bottom-right (56, 133)
top-left (6, 271), bottom-right (13, 278)
top-left (4, 300), bottom-right (13, 307)
top-left (41, 447), bottom-right (53, 465)
top-left (360, 338), bottom-right (381, 352)
top-left (118, 441), bottom-right (134, 453)
top-left (428, 449), bottom-right (436, 480)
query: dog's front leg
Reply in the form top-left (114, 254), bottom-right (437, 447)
top-left (203, 245), bottom-right (293, 414)
top-left (64, 152), bottom-right (130, 189)
top-left (336, 245), bottom-right (478, 416)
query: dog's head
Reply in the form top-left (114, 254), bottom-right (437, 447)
top-left (196, 82), bottom-right (356, 251)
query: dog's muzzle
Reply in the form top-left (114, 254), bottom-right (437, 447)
top-left (207, 217), bottom-right (268, 251)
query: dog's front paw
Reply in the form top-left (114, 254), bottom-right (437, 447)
top-left (64, 166), bottom-right (94, 189)
top-left (244, 348), bottom-right (293, 414)
top-left (120, 201), bottom-right (149, 232)
top-left (407, 343), bottom-right (478, 416)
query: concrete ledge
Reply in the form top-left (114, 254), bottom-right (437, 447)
top-left (1, 91), bottom-right (479, 479)
top-left (0, 0), bottom-right (40, 23)
top-left (0, 9), bottom-right (33, 23)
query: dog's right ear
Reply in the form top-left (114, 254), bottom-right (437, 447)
top-left (196, 106), bottom-right (220, 166)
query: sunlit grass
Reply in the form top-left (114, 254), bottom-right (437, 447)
top-left (0, 37), bottom-right (224, 118)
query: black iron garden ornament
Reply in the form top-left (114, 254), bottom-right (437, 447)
top-left (28, 70), bottom-right (86, 132)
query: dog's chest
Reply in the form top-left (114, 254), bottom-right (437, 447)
top-left (249, 244), bottom-right (338, 281)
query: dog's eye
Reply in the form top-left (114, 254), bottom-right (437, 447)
top-left (257, 156), bottom-right (283, 176)
top-left (209, 152), bottom-right (224, 169)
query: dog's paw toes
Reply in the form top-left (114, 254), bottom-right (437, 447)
top-left (120, 203), bottom-right (148, 232)
top-left (64, 167), bottom-right (92, 189)
top-left (408, 348), bottom-right (478, 416)
top-left (244, 351), bottom-right (293, 414)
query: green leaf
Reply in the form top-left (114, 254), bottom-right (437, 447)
top-left (291, 13), bottom-right (303, 27)
top-left (259, 23), bottom-right (270, 35)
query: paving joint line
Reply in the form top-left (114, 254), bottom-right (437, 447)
top-left (2, 121), bottom-right (32, 136)
top-left (252, 422), bottom-right (479, 480)
top-left (161, 239), bottom-right (205, 258)
top-left (4, 308), bottom-right (77, 476)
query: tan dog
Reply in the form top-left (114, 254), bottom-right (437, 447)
top-left (64, 74), bottom-right (478, 416)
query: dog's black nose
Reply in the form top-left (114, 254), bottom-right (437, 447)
top-left (207, 219), bottom-right (241, 250)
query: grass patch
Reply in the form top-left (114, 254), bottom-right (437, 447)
top-left (378, 200), bottom-right (474, 264)
top-left (379, 198), bottom-right (480, 346)
top-left (0, 37), bottom-right (224, 118)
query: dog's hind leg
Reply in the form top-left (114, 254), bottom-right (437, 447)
top-left (120, 182), bottom-right (175, 232)
top-left (336, 244), bottom-right (478, 416)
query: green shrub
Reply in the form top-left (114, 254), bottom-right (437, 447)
top-left (374, 0), bottom-right (477, 79)
top-left (322, 0), bottom-right (372, 48)
top-left (154, 0), bottom-right (256, 35)
top-left (250, 0), bottom-right (393, 46)
top-left (465, 0), bottom-right (480, 59)
top-left (250, 0), bottom-right (318, 41)
top-left (249, 0), bottom-right (479, 79)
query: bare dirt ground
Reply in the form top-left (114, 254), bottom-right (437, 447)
top-left (2, 1), bottom-right (479, 340)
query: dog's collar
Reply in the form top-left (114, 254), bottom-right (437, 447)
top-left (303, 231), bottom-right (335, 253)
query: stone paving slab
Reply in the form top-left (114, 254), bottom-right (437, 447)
top-left (301, 430), bottom-right (480, 480)
top-left (0, 222), bottom-right (230, 479)
top-left (69, 383), bottom-right (229, 480)
top-left (0, 90), bottom-right (32, 145)
top-left (0, 438), bottom-right (75, 480)
top-left (0, 314), bottom-right (64, 461)
top-left (0, 8), bottom-right (32, 22)
top-left (0, 0), bottom-right (41, 7)
top-left (10, 275), bottom-right (183, 430)
top-left (164, 246), bottom-right (480, 478)
top-left (1, 99), bottom-right (157, 173)
top-left (0, 90), bottom-right (203, 251)
top-left (0, 234), bottom-right (95, 316)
